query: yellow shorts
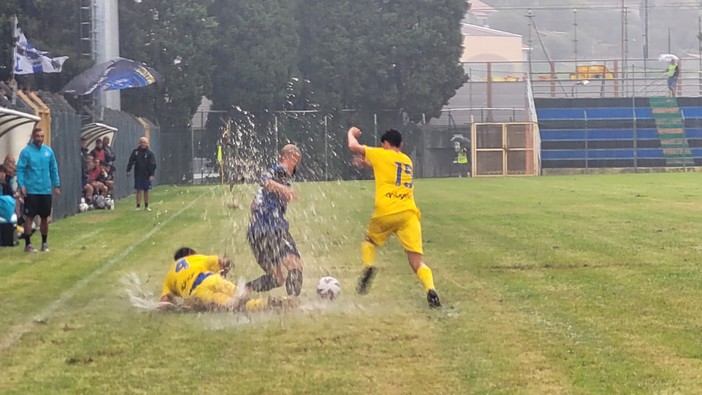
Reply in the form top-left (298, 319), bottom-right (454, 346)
top-left (190, 274), bottom-right (237, 308)
top-left (366, 210), bottom-right (423, 254)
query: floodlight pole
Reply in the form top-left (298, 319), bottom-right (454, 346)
top-left (373, 113), bottom-right (378, 146)
top-left (526, 10), bottom-right (533, 83)
top-left (698, 16), bottom-right (701, 96)
top-left (643, 0), bottom-right (649, 59)
top-left (573, 9), bottom-right (578, 68)
top-left (10, 15), bottom-right (17, 105)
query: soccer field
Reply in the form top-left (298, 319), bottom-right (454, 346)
top-left (2, 173), bottom-right (702, 394)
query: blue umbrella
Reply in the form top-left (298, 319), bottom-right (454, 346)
top-left (62, 58), bottom-right (163, 95)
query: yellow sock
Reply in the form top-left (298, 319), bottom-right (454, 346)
top-left (361, 240), bottom-right (376, 268)
top-left (416, 264), bottom-right (436, 293)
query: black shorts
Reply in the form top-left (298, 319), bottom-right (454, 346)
top-left (247, 224), bottom-right (300, 273)
top-left (134, 178), bottom-right (152, 191)
top-left (24, 194), bottom-right (52, 219)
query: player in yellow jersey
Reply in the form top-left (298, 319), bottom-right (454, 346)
top-left (347, 127), bottom-right (441, 308)
top-left (159, 247), bottom-right (295, 312)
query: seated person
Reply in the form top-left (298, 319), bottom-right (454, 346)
top-left (1, 155), bottom-right (22, 242)
top-left (86, 157), bottom-right (108, 201)
top-left (97, 163), bottom-right (114, 195)
top-left (159, 247), bottom-right (297, 312)
top-left (0, 164), bottom-right (17, 246)
top-left (90, 139), bottom-right (106, 164)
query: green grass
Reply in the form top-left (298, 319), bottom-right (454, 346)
top-left (2, 173), bottom-right (702, 394)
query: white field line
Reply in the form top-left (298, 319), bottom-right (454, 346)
top-left (0, 199), bottom-right (199, 352)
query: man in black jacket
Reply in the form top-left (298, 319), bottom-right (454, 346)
top-left (102, 136), bottom-right (116, 167)
top-left (126, 137), bottom-right (157, 211)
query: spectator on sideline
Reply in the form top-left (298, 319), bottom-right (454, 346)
top-left (0, 164), bottom-right (17, 246)
top-left (2, 155), bottom-right (21, 226)
top-left (80, 138), bottom-right (92, 202)
top-left (16, 127), bottom-right (60, 253)
top-left (86, 157), bottom-right (108, 200)
top-left (667, 59), bottom-right (680, 97)
top-left (453, 145), bottom-right (470, 178)
top-left (90, 138), bottom-right (106, 164)
top-left (127, 136), bottom-right (157, 211)
top-left (97, 162), bottom-right (114, 195)
top-left (102, 136), bottom-right (116, 167)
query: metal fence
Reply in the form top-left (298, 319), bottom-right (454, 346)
top-left (464, 58), bottom-right (702, 99)
top-left (40, 92), bottom-right (82, 219)
top-left (101, 108), bottom-right (161, 197)
top-left (17, 92), bottom-right (160, 219)
top-left (184, 110), bottom-right (414, 185)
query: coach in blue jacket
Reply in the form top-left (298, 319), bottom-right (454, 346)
top-left (17, 127), bottom-right (61, 253)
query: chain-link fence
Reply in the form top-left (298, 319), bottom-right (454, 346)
top-left (184, 109), bottom-right (413, 185)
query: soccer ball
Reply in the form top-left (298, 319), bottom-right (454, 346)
top-left (78, 198), bottom-right (90, 212)
top-left (316, 276), bottom-right (341, 300)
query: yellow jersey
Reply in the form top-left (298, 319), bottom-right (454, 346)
top-left (364, 146), bottom-right (419, 218)
top-left (161, 254), bottom-right (221, 298)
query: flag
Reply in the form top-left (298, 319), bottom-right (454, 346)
top-left (62, 58), bottom-right (163, 96)
top-left (12, 17), bottom-right (69, 75)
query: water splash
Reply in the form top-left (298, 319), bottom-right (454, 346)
top-left (121, 272), bottom-right (160, 311)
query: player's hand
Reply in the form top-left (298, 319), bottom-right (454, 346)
top-left (283, 188), bottom-right (297, 202)
top-left (53, 187), bottom-right (61, 196)
top-left (149, 175), bottom-right (154, 182)
top-left (126, 171), bottom-right (131, 177)
top-left (348, 127), bottom-right (362, 138)
top-left (220, 257), bottom-right (233, 277)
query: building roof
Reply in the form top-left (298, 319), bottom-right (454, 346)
top-left (191, 97), bottom-right (212, 129)
top-left (0, 107), bottom-right (40, 163)
top-left (469, 0), bottom-right (497, 20)
top-left (461, 23), bottom-right (521, 38)
top-left (81, 122), bottom-right (118, 151)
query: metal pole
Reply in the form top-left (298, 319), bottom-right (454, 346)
top-left (274, 114), bottom-right (279, 152)
top-left (699, 16), bottom-right (701, 95)
top-left (487, 62), bottom-right (493, 121)
top-left (631, 64), bottom-right (635, 97)
top-left (584, 110), bottom-right (589, 173)
top-left (373, 113), bottom-right (378, 146)
top-left (190, 120), bottom-right (195, 184)
top-left (526, 10), bottom-right (533, 82)
top-left (324, 115), bottom-right (328, 181)
top-left (632, 96), bottom-right (638, 172)
top-left (10, 15), bottom-right (17, 79)
top-left (621, 1), bottom-right (627, 95)
top-left (643, 0), bottom-right (648, 59)
top-left (10, 15), bottom-right (17, 105)
top-left (681, 109), bottom-right (686, 170)
top-left (573, 9), bottom-right (578, 68)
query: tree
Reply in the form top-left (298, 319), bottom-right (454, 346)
top-left (298, 0), bottom-right (467, 124)
top-left (0, 0), bottom-right (91, 91)
top-left (119, 0), bottom-right (216, 132)
top-left (208, 0), bottom-right (300, 113)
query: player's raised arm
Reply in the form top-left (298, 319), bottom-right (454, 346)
top-left (347, 127), bottom-right (366, 157)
